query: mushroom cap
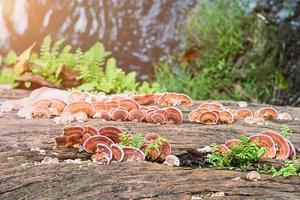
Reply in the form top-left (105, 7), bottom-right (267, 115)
top-left (99, 125), bottom-right (125, 143)
top-left (110, 144), bottom-right (125, 162)
top-left (110, 94), bottom-right (128, 102)
top-left (145, 111), bottom-right (155, 123)
top-left (55, 134), bottom-right (82, 147)
top-left (92, 101), bottom-right (106, 112)
top-left (33, 105), bottom-right (51, 118)
top-left (225, 139), bottom-right (241, 149)
top-left (95, 143), bottom-right (113, 161)
top-left (91, 153), bottom-right (111, 165)
top-left (111, 108), bottom-right (128, 121)
top-left (128, 109), bottom-right (144, 122)
top-left (188, 108), bottom-right (210, 122)
top-left (157, 93), bottom-right (193, 106)
top-left (69, 91), bottom-right (90, 102)
top-left (234, 109), bottom-right (253, 120)
top-left (85, 125), bottom-right (99, 136)
top-left (164, 155), bottom-right (180, 166)
top-left (256, 107), bottom-right (279, 120)
top-left (218, 110), bottom-right (234, 124)
top-left (33, 99), bottom-right (51, 107)
top-left (164, 107), bottom-right (183, 124)
top-left (132, 94), bottom-right (158, 105)
top-left (260, 131), bottom-right (290, 160)
top-left (122, 147), bottom-right (145, 162)
top-left (105, 101), bottom-right (119, 111)
top-left (159, 140), bottom-right (172, 160)
top-left (285, 139), bottom-right (296, 160)
top-left (249, 134), bottom-right (276, 158)
top-left (63, 101), bottom-right (95, 117)
top-left (50, 98), bottom-right (67, 113)
top-left (154, 109), bottom-right (168, 118)
top-left (198, 111), bottom-right (218, 125)
top-left (64, 125), bottom-right (85, 137)
top-left (93, 110), bottom-right (111, 120)
top-left (278, 112), bottom-right (293, 121)
top-left (199, 102), bottom-right (223, 110)
top-left (118, 99), bottom-right (140, 111)
top-left (144, 133), bottom-right (160, 143)
top-left (246, 171), bottom-right (262, 181)
top-left (151, 113), bottom-right (166, 125)
top-left (218, 144), bottom-right (229, 154)
top-left (140, 143), bottom-right (160, 161)
top-left (83, 135), bottom-right (114, 154)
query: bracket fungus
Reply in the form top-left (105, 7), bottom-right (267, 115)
top-left (199, 102), bottom-right (223, 110)
top-left (188, 108), bottom-right (210, 122)
top-left (140, 144), bottom-right (160, 161)
top-left (33, 105), bottom-right (51, 118)
top-left (278, 112), bottom-right (293, 121)
top-left (260, 131), bottom-right (290, 160)
top-left (132, 94), bottom-right (159, 105)
top-left (198, 111), bottom-right (218, 125)
top-left (118, 99), bottom-right (140, 111)
top-left (248, 134), bottom-right (276, 158)
top-left (128, 109), bottom-right (144, 122)
top-left (218, 144), bottom-right (229, 154)
top-left (99, 126), bottom-right (125, 143)
top-left (95, 144), bottom-right (113, 161)
top-left (218, 110), bottom-right (234, 124)
top-left (122, 147), bottom-right (145, 162)
top-left (151, 113), bottom-right (166, 125)
top-left (49, 98), bottom-right (67, 116)
top-left (246, 171), bottom-right (262, 181)
top-left (255, 107), bottom-right (279, 120)
top-left (234, 109), bottom-right (253, 120)
top-left (91, 153), bottom-right (111, 165)
top-left (63, 101), bottom-right (95, 117)
top-left (157, 93), bottom-right (193, 106)
top-left (285, 139), bottom-right (296, 160)
top-left (83, 135), bottom-right (114, 154)
top-left (33, 99), bottom-right (51, 107)
top-left (164, 107), bottom-right (183, 124)
top-left (110, 144), bottom-right (125, 162)
top-left (163, 155), bottom-right (180, 167)
top-left (143, 133), bottom-right (160, 143)
top-left (111, 108), bottom-right (128, 121)
top-left (93, 110), bottom-right (111, 121)
top-left (158, 140), bottom-right (172, 160)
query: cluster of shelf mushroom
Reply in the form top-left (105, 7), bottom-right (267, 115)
top-left (189, 102), bottom-right (293, 125)
top-left (55, 125), bottom-right (180, 166)
top-left (0, 87), bottom-right (190, 125)
top-left (218, 131), bottom-right (296, 160)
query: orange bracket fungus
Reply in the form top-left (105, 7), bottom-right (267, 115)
top-left (118, 99), bottom-right (140, 111)
top-left (234, 109), bottom-right (253, 120)
top-left (110, 144), bottom-right (125, 162)
top-left (218, 110), bottom-right (234, 124)
top-left (151, 113), bottom-right (166, 125)
top-left (111, 108), bottom-right (128, 121)
top-left (99, 125), bottom-right (126, 143)
top-left (122, 147), bottom-right (145, 162)
top-left (157, 93), bottom-right (193, 106)
top-left (198, 111), bottom-right (218, 125)
top-left (83, 135), bottom-right (114, 154)
top-left (128, 109), bottom-right (144, 122)
top-left (225, 139), bottom-right (241, 149)
top-left (255, 107), bottom-right (279, 120)
top-left (163, 155), bottom-right (180, 166)
top-left (63, 101), bottom-right (95, 117)
top-left (33, 105), bottom-right (51, 118)
top-left (248, 134), bottom-right (276, 158)
top-left (164, 107), bottom-right (183, 124)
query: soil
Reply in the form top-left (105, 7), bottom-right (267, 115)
top-left (0, 89), bottom-right (300, 199)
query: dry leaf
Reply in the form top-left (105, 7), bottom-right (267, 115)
top-left (17, 74), bottom-right (56, 89)
top-left (13, 43), bottom-right (36, 75)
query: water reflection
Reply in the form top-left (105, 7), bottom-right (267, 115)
top-left (0, 0), bottom-right (194, 80)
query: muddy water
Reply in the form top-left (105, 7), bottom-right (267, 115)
top-left (0, 0), bottom-right (195, 80)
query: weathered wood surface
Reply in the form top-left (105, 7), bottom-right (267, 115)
top-left (0, 89), bottom-right (300, 200)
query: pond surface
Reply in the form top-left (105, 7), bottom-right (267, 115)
top-left (0, 0), bottom-right (194, 80)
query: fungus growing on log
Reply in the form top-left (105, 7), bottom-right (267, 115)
top-left (49, 98), bottom-right (66, 115)
top-left (145, 111), bottom-right (155, 123)
top-left (255, 107), bottom-right (279, 120)
top-left (33, 105), bottom-right (51, 118)
top-left (33, 99), bottom-right (51, 107)
top-left (246, 171), bottom-right (262, 181)
top-left (198, 111), bottom-right (218, 125)
top-left (128, 109), bottom-right (144, 122)
top-left (199, 102), bottom-right (223, 110)
top-left (218, 110), bottom-right (234, 124)
top-left (83, 135), bottom-right (114, 154)
top-left (234, 109), bottom-right (253, 120)
top-left (93, 110), bottom-right (111, 121)
top-left (151, 113), bottom-right (166, 125)
top-left (140, 143), bottom-right (160, 161)
top-left (111, 108), bottom-right (128, 121)
top-left (278, 112), bottom-right (293, 121)
top-left (188, 108), bottom-right (210, 122)
top-left (73, 112), bottom-right (88, 122)
top-left (91, 153), bottom-right (111, 165)
top-left (248, 134), bottom-right (276, 158)
top-left (260, 131), bottom-right (290, 160)
top-left (163, 155), bottom-right (180, 166)
top-left (132, 94), bottom-right (159, 105)
top-left (95, 144), bottom-right (113, 161)
top-left (218, 144), bottom-right (229, 154)
top-left (164, 107), bottom-right (183, 124)
top-left (158, 140), bottom-right (172, 160)
top-left (143, 133), bottom-right (160, 143)
top-left (110, 144), bottom-right (124, 162)
top-left (285, 139), bottom-right (296, 160)
top-left (118, 99), bottom-right (140, 111)
top-left (122, 147), bottom-right (145, 162)
top-left (157, 93), bottom-right (193, 106)
top-left (99, 126), bottom-right (125, 143)
top-left (63, 101), bottom-right (95, 117)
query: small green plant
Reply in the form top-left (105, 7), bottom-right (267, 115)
top-left (280, 125), bottom-right (292, 138)
top-left (144, 136), bottom-right (167, 156)
top-left (258, 159), bottom-right (300, 177)
top-left (0, 69), bottom-right (19, 87)
top-left (206, 135), bottom-right (266, 169)
top-left (4, 50), bottom-right (18, 65)
top-left (119, 132), bottom-right (143, 149)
